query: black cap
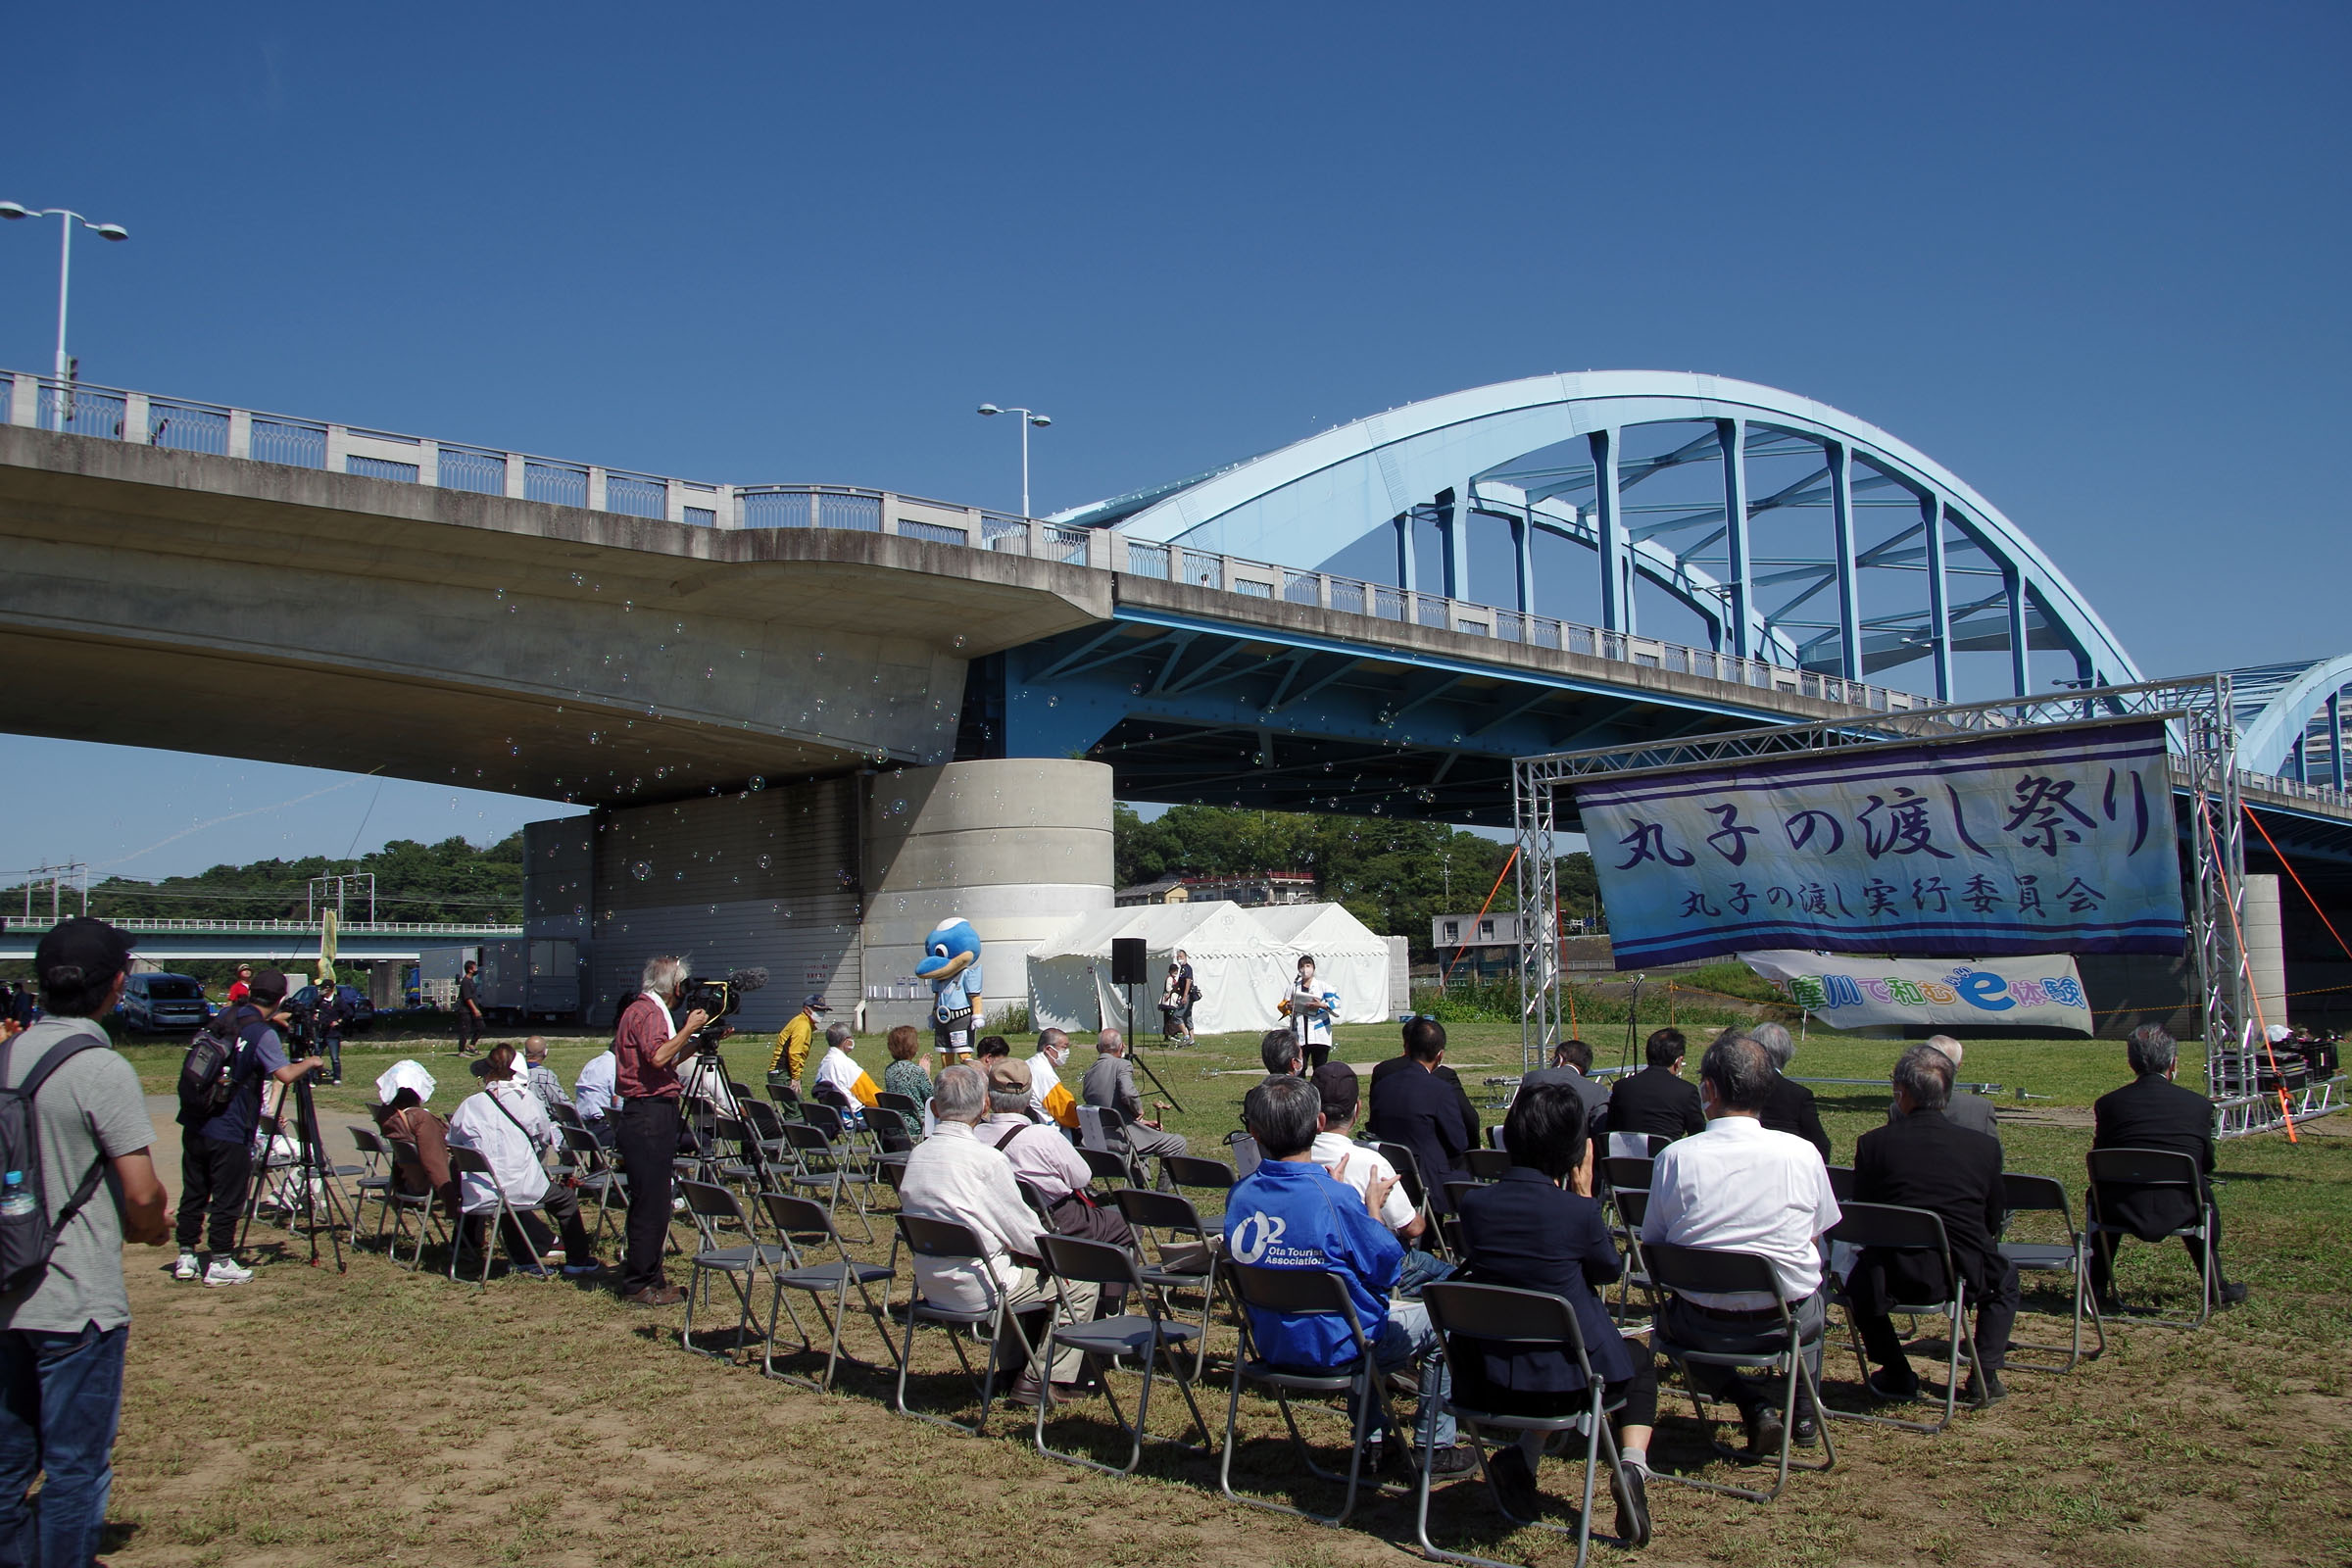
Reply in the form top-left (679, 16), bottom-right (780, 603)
top-left (33, 917), bottom-right (135, 989)
top-left (248, 967), bottom-right (291, 1005)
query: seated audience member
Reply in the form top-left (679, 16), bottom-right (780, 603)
top-left (812, 1023), bottom-right (879, 1121)
top-left (1607, 1029), bottom-right (1706, 1151)
top-left (1370, 1018), bottom-right (1483, 1145)
top-left (1260, 1029), bottom-right (1302, 1079)
top-left (980, 1058), bottom-right (1134, 1248)
top-left (1642, 1034), bottom-right (1840, 1456)
top-left (973, 1034), bottom-right (1012, 1063)
top-left (1081, 1028), bottom-right (1187, 1163)
top-left (1316, 1063), bottom-right (1451, 1298)
top-left (897, 1064), bottom-right (1099, 1402)
top-left (882, 1024), bottom-right (934, 1112)
top-left (1224, 1075), bottom-right (1471, 1475)
top-left (1454, 1083), bottom-right (1656, 1543)
top-left (1849, 1045), bottom-right (2016, 1403)
top-left (447, 1044), bottom-right (602, 1277)
top-left (1367, 1016), bottom-right (1476, 1212)
top-left (1517, 1037), bottom-right (1609, 1139)
top-left (1025, 1029), bottom-right (1080, 1128)
top-left (521, 1036), bottom-right (573, 1118)
top-left (1746, 1022), bottom-right (1831, 1162)
top-left (574, 1044), bottom-right (619, 1145)
top-left (371, 1060), bottom-right (455, 1214)
top-left (1886, 1035), bottom-right (1999, 1143)
top-left (2087, 1024), bottom-right (2246, 1307)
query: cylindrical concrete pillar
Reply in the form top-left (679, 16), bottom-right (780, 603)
top-left (860, 759), bottom-right (1114, 1033)
top-left (2242, 872), bottom-right (2287, 1033)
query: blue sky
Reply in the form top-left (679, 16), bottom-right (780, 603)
top-left (3, 2), bottom-right (2347, 880)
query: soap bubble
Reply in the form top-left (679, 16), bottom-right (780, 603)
top-left (631, 861), bottom-right (654, 881)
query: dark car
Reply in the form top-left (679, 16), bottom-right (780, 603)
top-left (288, 983), bottom-right (376, 1034)
top-left (118, 972), bottom-right (214, 1033)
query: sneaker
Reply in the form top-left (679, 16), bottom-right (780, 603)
top-left (511, 1261), bottom-right (556, 1280)
top-left (1611, 1458), bottom-right (1652, 1547)
top-left (1424, 1443), bottom-right (1479, 1478)
top-left (172, 1251), bottom-right (201, 1281)
top-left (1792, 1412), bottom-right (1821, 1448)
top-left (562, 1260), bottom-right (605, 1278)
top-left (203, 1257), bottom-right (254, 1287)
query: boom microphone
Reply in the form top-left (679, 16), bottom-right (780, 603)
top-left (729, 966), bottom-right (770, 993)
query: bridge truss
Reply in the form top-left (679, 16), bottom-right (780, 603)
top-left (1511, 676), bottom-right (2338, 1140)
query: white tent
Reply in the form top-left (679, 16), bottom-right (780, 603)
top-left (1025, 900), bottom-right (1393, 1036)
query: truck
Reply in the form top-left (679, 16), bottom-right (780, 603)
top-left (474, 938), bottom-right (582, 1024)
top-left (416, 945), bottom-right (480, 1011)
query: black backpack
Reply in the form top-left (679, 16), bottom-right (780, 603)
top-left (0, 1028), bottom-right (108, 1296)
top-left (176, 1005), bottom-right (255, 1128)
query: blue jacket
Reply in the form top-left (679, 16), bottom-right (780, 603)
top-left (1223, 1157), bottom-right (1402, 1369)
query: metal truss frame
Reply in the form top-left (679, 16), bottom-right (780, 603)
top-left (1512, 674), bottom-right (2322, 1139)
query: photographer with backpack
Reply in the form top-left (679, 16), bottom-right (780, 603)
top-left (0, 916), bottom-right (168, 1568)
top-left (172, 967), bottom-right (328, 1287)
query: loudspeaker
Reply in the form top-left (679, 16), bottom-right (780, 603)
top-left (1109, 937), bottom-right (1149, 987)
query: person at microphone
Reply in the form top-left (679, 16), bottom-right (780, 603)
top-left (1277, 955), bottom-right (1340, 1078)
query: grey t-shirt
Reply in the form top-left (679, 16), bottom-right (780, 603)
top-left (0, 1016), bottom-right (157, 1334)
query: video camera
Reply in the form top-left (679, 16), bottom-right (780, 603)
top-left (679, 966), bottom-right (767, 1054)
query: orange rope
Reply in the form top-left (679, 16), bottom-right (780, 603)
top-left (2244, 805), bottom-right (2352, 964)
top-left (2197, 795), bottom-right (2297, 1141)
top-left (1439, 847), bottom-right (1519, 986)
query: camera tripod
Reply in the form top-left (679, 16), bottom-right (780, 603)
top-left (236, 1071), bottom-right (350, 1271)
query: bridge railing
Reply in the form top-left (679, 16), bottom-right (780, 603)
top-left (0, 914), bottom-right (522, 936)
top-left (6, 367), bottom-right (1930, 714)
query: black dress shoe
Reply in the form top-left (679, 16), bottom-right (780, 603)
top-left (1866, 1366), bottom-right (1923, 1402)
top-left (1962, 1368), bottom-right (2008, 1406)
top-left (1742, 1405), bottom-right (1785, 1459)
top-left (1487, 1445), bottom-right (1540, 1519)
top-left (2217, 1281), bottom-right (2249, 1306)
top-left (1611, 1459), bottom-right (1651, 1547)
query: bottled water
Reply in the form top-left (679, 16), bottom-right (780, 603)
top-left (0, 1172), bottom-right (33, 1218)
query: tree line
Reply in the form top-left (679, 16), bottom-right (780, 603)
top-left (1114, 803), bottom-right (1599, 959)
top-left (3, 834), bottom-right (526, 929)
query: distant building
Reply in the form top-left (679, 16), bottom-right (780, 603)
top-left (1115, 876), bottom-right (1189, 907)
top-left (1433, 910), bottom-right (1529, 952)
top-left (1182, 871), bottom-right (1318, 907)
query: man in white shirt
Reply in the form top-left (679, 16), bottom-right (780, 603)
top-left (1024, 1030), bottom-right (1078, 1128)
top-left (574, 1047), bottom-right (618, 1144)
top-left (1643, 1034), bottom-right (1840, 1456)
top-left (447, 1044), bottom-right (602, 1278)
top-left (1311, 1064), bottom-right (1423, 1241)
top-left (897, 1064), bottom-right (1098, 1402)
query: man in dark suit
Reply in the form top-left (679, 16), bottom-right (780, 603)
top-left (1368, 1016), bottom-right (1478, 1210)
top-left (1886, 1035), bottom-right (2000, 1144)
top-left (2088, 1024), bottom-right (2245, 1307)
top-left (1517, 1036), bottom-right (1610, 1139)
top-left (1606, 1028), bottom-right (1705, 1148)
top-left (1848, 1046), bottom-right (2018, 1403)
top-left (1748, 1022), bottom-right (1830, 1163)
top-left (1371, 1016), bottom-right (1481, 1147)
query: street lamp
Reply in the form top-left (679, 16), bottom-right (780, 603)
top-left (0, 202), bottom-right (130, 430)
top-left (976, 403), bottom-right (1052, 518)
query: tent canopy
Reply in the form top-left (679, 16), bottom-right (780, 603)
top-left (1025, 901), bottom-right (1393, 1036)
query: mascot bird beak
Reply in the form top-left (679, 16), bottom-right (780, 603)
top-left (915, 947), bottom-right (975, 982)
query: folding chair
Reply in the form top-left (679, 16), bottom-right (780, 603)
top-left (1378, 1140), bottom-right (1446, 1250)
top-left (765, 1080), bottom-right (805, 1118)
top-left (677, 1179), bottom-right (787, 1359)
top-left (548, 1102), bottom-right (587, 1135)
top-left (1417, 1283), bottom-right (1636, 1568)
top-left (557, 1125), bottom-right (627, 1246)
top-left (1115, 1187), bottom-right (1222, 1378)
top-left (1605, 1185), bottom-right (1659, 1326)
top-left (1645, 1242), bottom-right (1837, 1503)
top-left (1998, 1171), bottom-right (2105, 1372)
top-left (1163, 1153), bottom-right (1236, 1192)
top-left (863, 1103), bottom-right (918, 1166)
top-left (758, 1191), bottom-right (901, 1392)
top-left (1465, 1148), bottom-right (1513, 1181)
top-left (2084, 1147), bottom-right (2218, 1330)
top-left (1218, 1260), bottom-right (1404, 1528)
top-left (737, 1099), bottom-right (795, 1173)
top-left (1225, 1130), bottom-right (1263, 1178)
top-left (445, 1145), bottom-right (544, 1288)
top-left (891, 1213), bottom-right (1040, 1437)
top-left (875, 1090), bottom-right (924, 1120)
top-left (1078, 1147), bottom-right (1134, 1191)
top-left (807, 1090), bottom-right (878, 1163)
top-left (1441, 1178), bottom-right (1488, 1217)
top-left (1033, 1234), bottom-right (1213, 1474)
top-left (346, 1126), bottom-right (397, 1247)
top-left (1824, 1201), bottom-right (1984, 1435)
top-left (1825, 1164), bottom-right (1858, 1203)
top-left (779, 1119), bottom-right (877, 1242)
top-left (710, 1114), bottom-right (773, 1196)
top-left (379, 1138), bottom-right (446, 1270)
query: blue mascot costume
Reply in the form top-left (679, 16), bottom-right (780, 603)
top-left (915, 918), bottom-right (983, 1061)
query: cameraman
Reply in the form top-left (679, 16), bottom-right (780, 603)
top-left (612, 956), bottom-right (710, 1308)
top-left (303, 981), bottom-right (347, 1087)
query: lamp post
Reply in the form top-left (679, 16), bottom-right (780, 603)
top-left (976, 403), bottom-right (1052, 518)
top-left (0, 202), bottom-right (130, 430)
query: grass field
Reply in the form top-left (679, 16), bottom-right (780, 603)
top-left (94, 1020), bottom-right (2351, 1568)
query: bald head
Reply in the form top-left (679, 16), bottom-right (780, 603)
top-left (1924, 1034), bottom-right (1964, 1070)
top-left (1097, 1028), bottom-right (1125, 1055)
